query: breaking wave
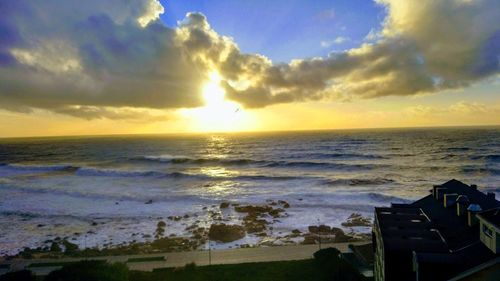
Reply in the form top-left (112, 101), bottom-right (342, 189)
top-left (322, 178), bottom-right (395, 186)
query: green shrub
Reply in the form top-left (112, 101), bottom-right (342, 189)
top-left (50, 242), bottom-right (61, 253)
top-left (62, 240), bottom-right (78, 254)
top-left (313, 247), bottom-right (365, 281)
top-left (44, 260), bottom-right (129, 281)
top-left (0, 270), bottom-right (36, 281)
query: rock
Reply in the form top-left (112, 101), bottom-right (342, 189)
top-left (168, 216), bottom-right (182, 221)
top-left (244, 221), bottom-right (266, 233)
top-left (292, 229), bottom-right (301, 234)
top-left (330, 227), bottom-right (345, 236)
top-left (341, 213), bottom-right (372, 227)
top-left (157, 221), bottom-right (166, 228)
top-left (220, 202), bottom-right (230, 209)
top-left (302, 235), bottom-right (317, 245)
top-left (235, 205), bottom-right (272, 214)
top-left (278, 200), bottom-right (291, 208)
top-left (318, 225), bottom-right (331, 233)
top-left (151, 237), bottom-right (191, 251)
top-left (308, 226), bottom-right (319, 233)
top-left (268, 208), bottom-right (285, 218)
top-left (309, 225), bottom-right (339, 234)
top-left (91, 221), bottom-right (98, 226)
top-left (208, 224), bottom-right (246, 243)
top-left (145, 199), bottom-right (153, 204)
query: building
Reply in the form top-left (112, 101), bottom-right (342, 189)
top-left (373, 179), bottom-right (500, 281)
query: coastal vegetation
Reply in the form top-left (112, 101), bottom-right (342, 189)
top-left (1, 248), bottom-right (369, 281)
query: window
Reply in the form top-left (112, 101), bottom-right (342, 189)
top-left (483, 224), bottom-right (494, 237)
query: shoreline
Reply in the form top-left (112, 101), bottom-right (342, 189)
top-left (1, 199), bottom-right (372, 260)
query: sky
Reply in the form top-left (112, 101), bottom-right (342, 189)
top-left (0, 0), bottom-right (499, 137)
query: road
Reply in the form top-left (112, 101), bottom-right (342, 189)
top-left (1, 242), bottom-right (369, 276)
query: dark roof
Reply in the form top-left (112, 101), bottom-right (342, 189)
top-left (477, 208), bottom-right (500, 229)
top-left (408, 195), bottom-right (477, 250)
top-left (375, 207), bottom-right (449, 253)
top-left (437, 179), bottom-right (499, 210)
top-left (409, 179), bottom-right (500, 250)
top-left (414, 243), bottom-right (497, 280)
top-left (374, 180), bottom-right (500, 281)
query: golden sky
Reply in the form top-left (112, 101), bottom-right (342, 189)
top-left (0, 0), bottom-right (499, 137)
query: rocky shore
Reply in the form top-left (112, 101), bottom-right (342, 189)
top-left (3, 200), bottom-right (372, 260)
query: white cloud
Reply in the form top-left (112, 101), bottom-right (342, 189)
top-left (321, 36), bottom-right (350, 48)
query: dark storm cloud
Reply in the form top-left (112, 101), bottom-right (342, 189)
top-left (0, 0), bottom-right (206, 117)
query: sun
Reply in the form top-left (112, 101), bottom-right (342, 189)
top-left (181, 72), bottom-right (255, 132)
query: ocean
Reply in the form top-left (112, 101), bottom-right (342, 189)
top-left (0, 127), bottom-right (499, 255)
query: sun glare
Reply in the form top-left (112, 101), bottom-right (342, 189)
top-left (181, 72), bottom-right (255, 132)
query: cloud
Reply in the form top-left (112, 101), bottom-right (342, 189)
top-left (0, 0), bottom-right (206, 117)
top-left (0, 0), bottom-right (499, 118)
top-left (216, 0), bottom-right (499, 107)
top-left (51, 106), bottom-right (171, 121)
top-left (321, 36), bottom-right (350, 48)
top-left (448, 101), bottom-right (490, 114)
top-left (405, 101), bottom-right (499, 117)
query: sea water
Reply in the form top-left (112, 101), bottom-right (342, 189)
top-left (0, 127), bottom-right (498, 255)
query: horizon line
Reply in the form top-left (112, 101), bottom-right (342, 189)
top-left (1, 124), bottom-right (499, 140)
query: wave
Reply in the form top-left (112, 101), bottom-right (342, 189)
top-left (461, 166), bottom-right (500, 176)
top-left (0, 163), bottom-right (77, 172)
top-left (322, 178), bottom-right (395, 186)
top-left (235, 175), bottom-right (303, 181)
top-left (289, 192), bottom-right (410, 208)
top-left (446, 147), bottom-right (471, 152)
top-left (0, 162), bottom-right (309, 181)
top-left (135, 155), bottom-right (384, 171)
top-left (75, 167), bottom-right (166, 178)
top-left (264, 161), bottom-right (381, 171)
top-left (366, 192), bottom-right (410, 203)
top-left (289, 152), bottom-right (386, 160)
top-left (469, 154), bottom-right (500, 162)
top-left (75, 166), bottom-right (305, 181)
top-left (134, 155), bottom-right (263, 166)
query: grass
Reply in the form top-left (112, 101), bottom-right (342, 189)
top-left (130, 260), bottom-right (320, 281)
top-left (129, 259), bottom-right (370, 281)
top-left (127, 256), bottom-right (166, 263)
top-left (27, 261), bottom-right (78, 268)
top-left (21, 248), bottom-right (370, 281)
